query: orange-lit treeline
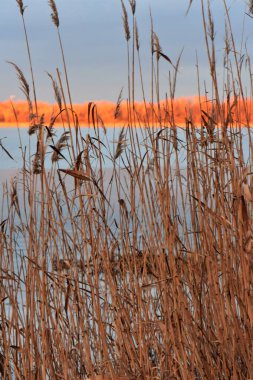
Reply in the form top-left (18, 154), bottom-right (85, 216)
top-left (0, 97), bottom-right (253, 126)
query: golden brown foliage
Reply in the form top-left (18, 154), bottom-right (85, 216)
top-left (0, 1), bottom-right (252, 379)
top-left (1, 96), bottom-right (253, 127)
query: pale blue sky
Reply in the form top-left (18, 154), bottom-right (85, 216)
top-left (0, 0), bottom-right (252, 103)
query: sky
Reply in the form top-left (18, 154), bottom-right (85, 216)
top-left (0, 0), bottom-right (252, 104)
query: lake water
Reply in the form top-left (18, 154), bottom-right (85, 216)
top-left (0, 126), bottom-right (123, 171)
top-left (1, 125), bottom-right (252, 192)
top-left (0, 125), bottom-right (189, 187)
top-left (1, 125), bottom-right (251, 228)
top-left (1, 125), bottom-right (252, 170)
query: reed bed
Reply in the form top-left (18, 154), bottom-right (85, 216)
top-left (0, 0), bottom-right (252, 379)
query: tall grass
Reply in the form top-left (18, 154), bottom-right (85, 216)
top-left (0, 0), bottom-right (252, 379)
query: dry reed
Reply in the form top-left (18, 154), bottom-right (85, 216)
top-left (0, 1), bottom-right (252, 379)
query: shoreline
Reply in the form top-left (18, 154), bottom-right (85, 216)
top-left (0, 122), bottom-right (144, 128)
top-left (0, 122), bottom-right (183, 128)
top-left (0, 122), bottom-right (252, 128)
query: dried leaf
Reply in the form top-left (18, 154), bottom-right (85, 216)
top-left (58, 169), bottom-right (91, 182)
top-left (242, 182), bottom-right (252, 202)
top-left (0, 140), bottom-right (14, 161)
top-left (241, 196), bottom-right (249, 229)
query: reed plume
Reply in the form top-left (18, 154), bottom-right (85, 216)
top-left (129, 0), bottom-right (136, 15)
top-left (47, 72), bottom-right (62, 110)
top-left (114, 127), bottom-right (126, 160)
top-left (121, 0), bottom-right (130, 41)
top-left (135, 20), bottom-right (140, 51)
top-left (15, 0), bottom-right (38, 116)
top-left (16, 0), bottom-right (25, 15)
top-left (51, 131), bottom-right (69, 162)
top-left (7, 61), bottom-right (32, 112)
top-left (48, 0), bottom-right (59, 28)
top-left (114, 88), bottom-right (123, 119)
top-left (153, 32), bottom-right (161, 61)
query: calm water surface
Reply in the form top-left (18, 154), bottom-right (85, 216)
top-left (0, 127), bottom-right (122, 171)
top-left (0, 126), bottom-right (252, 178)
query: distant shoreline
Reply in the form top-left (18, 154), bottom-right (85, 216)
top-left (0, 122), bottom-right (116, 128)
top-left (0, 122), bottom-right (149, 128)
top-left (0, 122), bottom-right (175, 128)
top-left (1, 123), bottom-right (253, 129)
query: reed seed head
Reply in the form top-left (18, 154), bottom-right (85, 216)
top-left (135, 20), bottom-right (140, 51)
top-left (129, 0), bottom-right (136, 15)
top-left (47, 73), bottom-right (62, 110)
top-left (153, 32), bottom-right (161, 60)
top-left (121, 0), bottom-right (131, 41)
top-left (51, 131), bottom-right (70, 162)
top-left (7, 61), bottom-right (32, 112)
top-left (48, 0), bottom-right (59, 27)
top-left (114, 88), bottom-right (123, 119)
top-left (16, 0), bottom-right (25, 15)
top-left (114, 128), bottom-right (127, 160)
